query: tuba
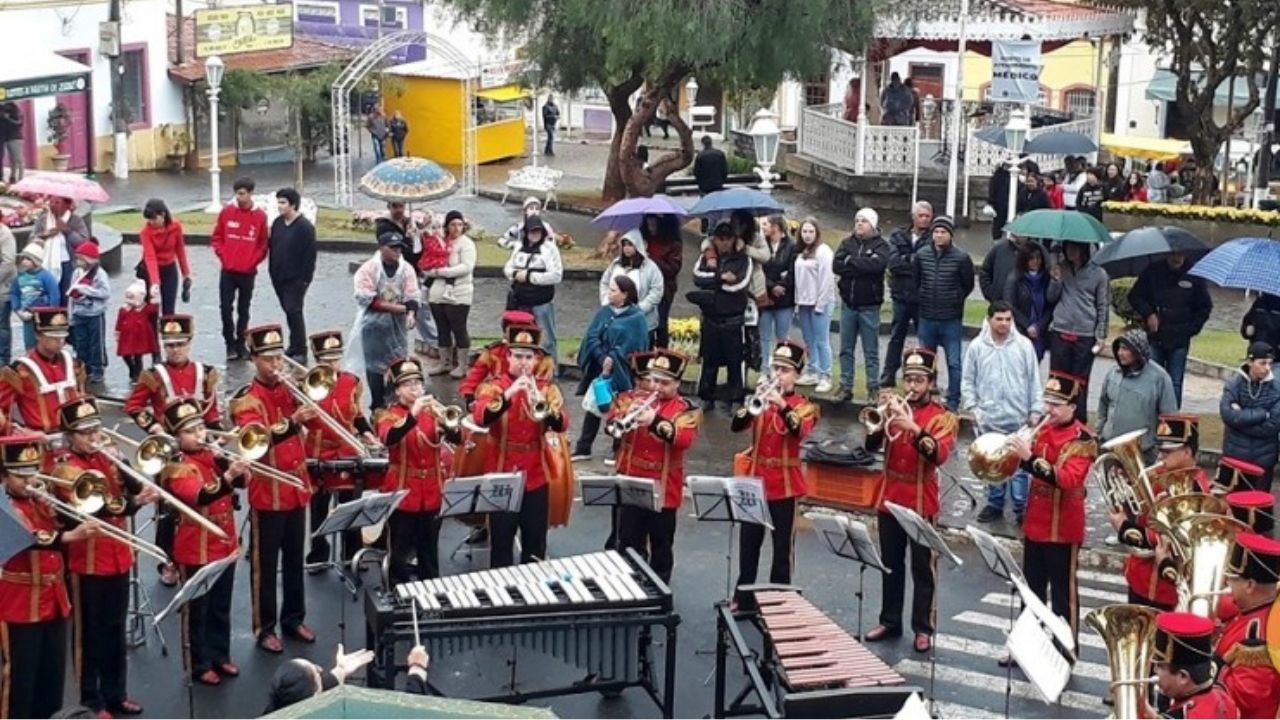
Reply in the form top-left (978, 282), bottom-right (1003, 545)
top-left (1092, 429), bottom-right (1160, 517)
top-left (967, 416), bottom-right (1050, 484)
top-left (1148, 494), bottom-right (1230, 561)
top-left (1086, 604), bottom-right (1158, 720)
top-left (1176, 513), bottom-right (1248, 619)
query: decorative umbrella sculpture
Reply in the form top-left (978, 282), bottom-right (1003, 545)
top-left (591, 195), bottom-right (688, 232)
top-left (359, 157), bottom-right (458, 203)
top-left (1093, 226), bottom-right (1210, 278)
top-left (1189, 237), bottom-right (1280, 296)
top-left (9, 170), bottom-right (110, 204)
top-left (1005, 209), bottom-right (1112, 245)
top-left (688, 187), bottom-right (784, 217)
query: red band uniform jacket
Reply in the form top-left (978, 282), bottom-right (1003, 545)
top-left (1118, 468), bottom-right (1211, 607)
top-left (162, 449), bottom-right (240, 566)
top-left (1020, 420), bottom-right (1096, 544)
top-left (125, 361), bottom-right (222, 431)
top-left (472, 376), bottom-right (568, 492)
top-left (1215, 601), bottom-right (1280, 719)
top-left (611, 394), bottom-right (701, 510)
top-left (229, 378), bottom-right (314, 510)
top-left (872, 399), bottom-right (957, 519)
top-left (0, 493), bottom-right (71, 623)
top-left (375, 402), bottom-right (460, 513)
top-left (308, 371), bottom-right (372, 491)
top-left (731, 392), bottom-right (819, 500)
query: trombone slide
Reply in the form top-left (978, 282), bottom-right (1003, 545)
top-left (26, 483), bottom-right (170, 565)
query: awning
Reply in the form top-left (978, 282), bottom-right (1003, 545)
top-left (476, 85), bottom-right (531, 103)
top-left (1099, 132), bottom-right (1191, 161)
top-left (0, 51), bottom-right (91, 101)
top-left (1145, 69), bottom-right (1280, 109)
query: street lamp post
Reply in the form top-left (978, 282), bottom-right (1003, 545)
top-left (748, 108), bottom-right (781, 191)
top-left (1003, 105), bottom-right (1030, 232)
top-left (204, 55), bottom-right (225, 214)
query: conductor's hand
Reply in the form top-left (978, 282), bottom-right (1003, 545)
top-left (408, 645), bottom-right (429, 670)
top-left (1008, 434), bottom-right (1033, 461)
top-left (331, 643), bottom-right (375, 684)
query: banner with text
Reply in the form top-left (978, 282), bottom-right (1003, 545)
top-left (990, 40), bottom-right (1042, 104)
top-left (195, 4), bottom-right (294, 58)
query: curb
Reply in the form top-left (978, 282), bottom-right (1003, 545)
top-left (121, 231), bottom-right (375, 254)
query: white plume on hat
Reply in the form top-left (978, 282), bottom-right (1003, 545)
top-left (855, 207), bottom-right (879, 230)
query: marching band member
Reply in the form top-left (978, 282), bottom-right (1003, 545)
top-left (599, 351), bottom-right (654, 549)
top-left (1215, 532), bottom-right (1280, 718)
top-left (304, 330), bottom-right (377, 569)
top-left (473, 324), bottom-right (568, 567)
top-left (1009, 370), bottom-right (1095, 644)
top-left (0, 306), bottom-right (85, 434)
top-left (613, 348), bottom-right (700, 584)
top-left (1146, 612), bottom-right (1239, 719)
top-left (161, 397), bottom-right (251, 686)
top-left (1113, 413), bottom-right (1209, 610)
top-left (56, 397), bottom-right (155, 715)
top-left (375, 357), bottom-right (460, 583)
top-left (1212, 457), bottom-right (1269, 495)
top-left (0, 436), bottom-right (92, 719)
top-left (730, 341), bottom-right (819, 604)
top-left (865, 348), bottom-right (956, 652)
top-left (458, 309), bottom-right (549, 405)
top-left (124, 313), bottom-right (223, 586)
top-left (229, 323), bottom-right (318, 653)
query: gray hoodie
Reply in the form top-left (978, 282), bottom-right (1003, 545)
top-left (1049, 252), bottom-right (1110, 340)
top-left (1097, 330), bottom-right (1177, 452)
top-left (960, 319), bottom-right (1044, 433)
top-left (599, 229), bottom-right (665, 331)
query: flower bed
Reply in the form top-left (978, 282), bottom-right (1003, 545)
top-left (1103, 201), bottom-right (1279, 245)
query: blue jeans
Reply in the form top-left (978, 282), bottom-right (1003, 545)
top-left (70, 314), bottom-right (105, 379)
top-left (531, 302), bottom-right (558, 372)
top-left (795, 306), bottom-right (832, 377)
top-left (371, 133), bottom-right (386, 162)
top-left (0, 301), bottom-right (11, 366)
top-left (917, 317), bottom-right (964, 408)
top-left (758, 306), bottom-right (794, 371)
top-left (986, 469), bottom-right (1029, 514)
top-left (882, 299), bottom-right (916, 385)
top-left (1149, 343), bottom-right (1188, 407)
top-left (415, 287), bottom-right (438, 348)
top-left (838, 304), bottom-right (880, 394)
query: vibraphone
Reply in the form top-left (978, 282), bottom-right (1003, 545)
top-left (713, 586), bottom-right (921, 718)
top-left (364, 548), bottom-right (680, 717)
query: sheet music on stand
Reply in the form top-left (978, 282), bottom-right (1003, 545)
top-left (966, 524), bottom-right (1076, 654)
top-left (1007, 608), bottom-right (1072, 704)
top-left (440, 472), bottom-right (524, 518)
top-left (578, 474), bottom-right (660, 512)
top-left (312, 490), bottom-right (408, 539)
top-left (154, 549), bottom-right (241, 626)
top-left (688, 475), bottom-right (772, 529)
top-left (884, 501), bottom-right (962, 567)
top-left (805, 511), bottom-right (889, 573)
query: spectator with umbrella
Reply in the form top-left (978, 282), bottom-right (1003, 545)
top-left (1221, 341), bottom-right (1280, 491)
top-left (590, 197), bottom-right (686, 347)
top-left (1188, 237), bottom-right (1280, 353)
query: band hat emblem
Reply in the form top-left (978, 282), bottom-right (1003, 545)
top-left (76, 402), bottom-right (94, 418)
top-left (163, 320), bottom-right (183, 334)
top-left (324, 337), bottom-right (341, 349)
top-left (265, 330), bottom-right (282, 345)
top-left (652, 356), bottom-right (671, 370)
top-left (403, 361), bottom-right (419, 374)
top-left (1157, 422), bottom-right (1172, 436)
top-left (516, 331), bottom-right (533, 345)
top-left (18, 446), bottom-right (38, 462)
top-left (907, 353), bottom-right (923, 366)
top-left (176, 403), bottom-right (197, 419)
top-left (50, 312), bottom-right (67, 327)
top-left (1046, 377), bottom-right (1061, 392)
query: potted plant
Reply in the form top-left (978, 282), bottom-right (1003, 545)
top-left (46, 104), bottom-right (71, 171)
top-left (159, 124), bottom-right (193, 170)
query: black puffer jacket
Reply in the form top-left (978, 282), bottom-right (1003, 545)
top-left (1220, 365), bottom-right (1280, 473)
top-left (886, 226), bottom-right (927, 303)
top-left (760, 236), bottom-right (798, 309)
top-left (913, 242), bottom-right (975, 321)
top-left (1128, 260), bottom-right (1212, 350)
top-left (833, 232), bottom-right (890, 308)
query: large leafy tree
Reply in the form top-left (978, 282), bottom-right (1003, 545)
top-left (1092, 0), bottom-right (1279, 201)
top-left (442, 0), bottom-right (875, 199)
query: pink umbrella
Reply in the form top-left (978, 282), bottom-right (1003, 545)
top-left (9, 171), bottom-right (110, 204)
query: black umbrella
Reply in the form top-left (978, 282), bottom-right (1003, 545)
top-left (0, 496), bottom-right (36, 565)
top-left (1092, 226), bottom-right (1210, 278)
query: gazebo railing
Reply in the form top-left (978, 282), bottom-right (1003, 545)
top-left (863, 125), bottom-right (920, 175)
top-left (799, 103), bottom-right (860, 172)
top-left (964, 117), bottom-right (1097, 177)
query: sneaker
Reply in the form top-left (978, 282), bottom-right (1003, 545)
top-left (815, 378), bottom-right (833, 394)
top-left (976, 506), bottom-right (1003, 523)
top-left (835, 385), bottom-right (854, 403)
top-left (796, 372), bottom-right (819, 386)
top-left (570, 452), bottom-right (592, 462)
top-left (603, 456), bottom-right (617, 466)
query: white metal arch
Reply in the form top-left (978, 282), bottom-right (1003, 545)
top-left (331, 31), bottom-right (479, 207)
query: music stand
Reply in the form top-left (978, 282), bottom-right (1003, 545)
top-left (966, 524), bottom-right (1024, 718)
top-left (154, 550), bottom-right (241, 720)
top-left (125, 512), bottom-right (168, 655)
top-left (313, 490), bottom-right (408, 595)
top-left (689, 475), bottom-right (772, 603)
top-left (579, 474), bottom-right (660, 512)
top-left (441, 472), bottom-right (524, 517)
top-left (805, 511), bottom-right (889, 641)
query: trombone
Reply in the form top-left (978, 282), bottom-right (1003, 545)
top-left (96, 429), bottom-right (229, 540)
top-left (206, 422), bottom-right (308, 490)
top-left (280, 356), bottom-right (376, 458)
top-left (26, 474), bottom-right (170, 565)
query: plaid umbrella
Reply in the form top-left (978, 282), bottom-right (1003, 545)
top-left (1006, 209), bottom-right (1112, 244)
top-left (1189, 237), bottom-right (1280, 295)
top-left (359, 157), bottom-right (458, 203)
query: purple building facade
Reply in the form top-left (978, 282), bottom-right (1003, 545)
top-left (285, 0), bottom-right (427, 61)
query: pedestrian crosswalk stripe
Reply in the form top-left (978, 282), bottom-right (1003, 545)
top-left (933, 700), bottom-right (1001, 718)
top-left (1076, 569), bottom-right (1128, 587)
top-left (952, 610), bottom-right (1106, 650)
top-left (1078, 586), bottom-right (1128, 603)
top-left (932, 635), bottom-right (1111, 682)
top-left (893, 659), bottom-right (1106, 712)
top-left (978, 586), bottom-right (1125, 608)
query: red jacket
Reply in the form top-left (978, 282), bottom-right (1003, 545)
top-left (376, 401), bottom-right (456, 512)
top-left (115, 305), bottom-right (159, 356)
top-left (0, 348), bottom-right (86, 432)
top-left (459, 342), bottom-right (554, 400)
top-left (1047, 185), bottom-right (1065, 210)
top-left (732, 392), bottom-right (818, 501)
top-left (140, 220), bottom-right (191, 283)
top-left (873, 400), bottom-right (957, 519)
top-left (0, 493), bottom-right (71, 624)
top-left (58, 449), bottom-right (136, 576)
top-left (613, 393), bottom-right (701, 510)
top-left (125, 360), bottom-right (222, 431)
top-left (210, 203), bottom-right (269, 274)
top-left (472, 375), bottom-right (568, 492)
top-left (1216, 602), bottom-right (1280, 719)
top-left (164, 448), bottom-right (239, 566)
top-left (307, 371), bottom-right (371, 490)
top-left (645, 232), bottom-right (683, 301)
top-left (1021, 420), bottom-right (1096, 545)
top-left (1165, 685), bottom-right (1239, 719)
top-left (1120, 467), bottom-right (1211, 607)
top-left (229, 377), bottom-right (314, 511)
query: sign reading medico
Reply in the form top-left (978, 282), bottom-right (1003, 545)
top-left (990, 40), bottom-right (1042, 104)
top-left (194, 4), bottom-right (294, 59)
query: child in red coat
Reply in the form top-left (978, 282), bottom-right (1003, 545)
top-left (116, 279), bottom-right (159, 381)
top-left (415, 211), bottom-right (453, 293)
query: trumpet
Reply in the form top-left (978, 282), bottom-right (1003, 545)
top-left (605, 392), bottom-right (659, 438)
top-left (206, 422), bottom-right (308, 490)
top-left (745, 373), bottom-right (781, 416)
top-left (279, 357), bottom-right (376, 458)
top-left (516, 374), bottom-right (551, 421)
top-left (95, 430), bottom-right (229, 540)
top-left (25, 475), bottom-right (170, 565)
top-left (967, 416), bottom-right (1051, 484)
top-left (859, 392), bottom-right (908, 439)
top-left (423, 397), bottom-right (464, 431)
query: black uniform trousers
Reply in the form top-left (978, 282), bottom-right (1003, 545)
top-left (1023, 540), bottom-right (1080, 643)
top-left (155, 504), bottom-right (177, 564)
top-left (736, 497), bottom-right (798, 597)
top-left (307, 487), bottom-right (359, 564)
top-left (0, 617), bottom-right (67, 719)
top-left (618, 506), bottom-right (678, 584)
top-left (180, 562), bottom-right (235, 676)
top-left (387, 509), bottom-right (441, 584)
top-left (250, 508), bottom-right (307, 638)
top-left (71, 572), bottom-right (129, 711)
top-left (491, 485), bottom-right (549, 568)
top-left (877, 510), bottom-right (936, 636)
top-left (271, 278), bottom-right (310, 358)
top-left (1049, 331), bottom-right (1096, 423)
top-left (218, 270), bottom-right (255, 347)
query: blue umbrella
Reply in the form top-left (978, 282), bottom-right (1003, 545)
top-left (591, 194), bottom-right (688, 232)
top-left (1189, 237), bottom-right (1280, 295)
top-left (688, 187), bottom-right (783, 217)
top-left (1024, 131), bottom-right (1097, 155)
top-left (358, 157), bottom-right (458, 202)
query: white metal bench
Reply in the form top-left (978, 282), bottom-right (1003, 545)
top-left (502, 166), bottom-right (563, 209)
top-left (248, 193), bottom-right (318, 225)
top-left (691, 105), bottom-right (717, 132)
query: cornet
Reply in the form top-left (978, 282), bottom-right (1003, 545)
top-left (422, 396), bottom-right (464, 431)
top-left (605, 392), bottom-right (659, 438)
top-left (745, 373), bottom-right (781, 416)
top-left (859, 391), bottom-right (908, 439)
top-left (516, 374), bottom-right (551, 421)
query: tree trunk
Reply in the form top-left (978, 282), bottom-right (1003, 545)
top-left (602, 75), bottom-right (644, 202)
top-left (1186, 117), bottom-right (1223, 205)
top-left (293, 108), bottom-right (305, 192)
top-left (618, 78), bottom-right (695, 198)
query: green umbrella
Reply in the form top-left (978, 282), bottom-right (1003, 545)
top-left (1005, 209), bottom-right (1112, 244)
top-left (263, 684), bottom-right (559, 719)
